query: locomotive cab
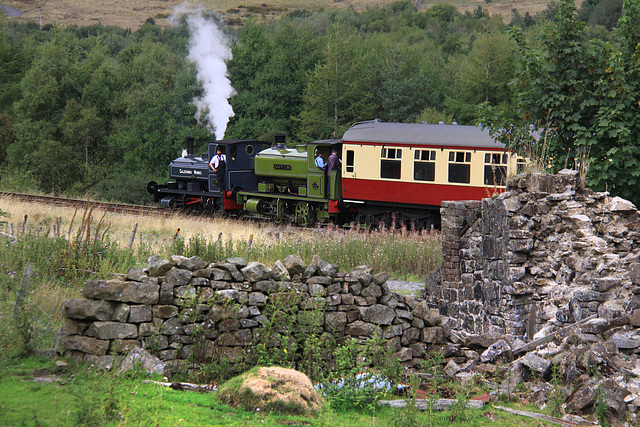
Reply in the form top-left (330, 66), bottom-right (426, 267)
top-left (147, 137), bottom-right (268, 212)
top-left (208, 140), bottom-right (268, 196)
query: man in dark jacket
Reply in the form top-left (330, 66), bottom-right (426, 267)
top-left (326, 148), bottom-right (340, 196)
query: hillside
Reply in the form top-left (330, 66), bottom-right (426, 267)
top-left (2, 0), bottom-right (551, 29)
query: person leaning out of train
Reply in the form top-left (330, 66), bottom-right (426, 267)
top-left (315, 150), bottom-right (326, 170)
top-left (209, 148), bottom-right (227, 191)
top-left (327, 148), bottom-right (340, 171)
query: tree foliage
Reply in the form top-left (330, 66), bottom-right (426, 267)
top-left (482, 0), bottom-right (640, 203)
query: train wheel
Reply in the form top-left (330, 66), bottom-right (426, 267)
top-left (294, 202), bottom-right (315, 227)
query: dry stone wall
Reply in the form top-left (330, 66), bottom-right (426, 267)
top-left (64, 254), bottom-right (448, 373)
top-left (425, 169), bottom-right (640, 341)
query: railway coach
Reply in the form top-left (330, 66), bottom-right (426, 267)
top-left (339, 121), bottom-right (525, 229)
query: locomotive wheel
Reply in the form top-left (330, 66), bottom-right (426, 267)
top-left (294, 202), bottom-right (315, 227)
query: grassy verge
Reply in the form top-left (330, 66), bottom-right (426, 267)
top-left (0, 355), bottom-right (553, 426)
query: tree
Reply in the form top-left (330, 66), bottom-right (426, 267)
top-left (449, 16), bottom-right (517, 123)
top-left (374, 42), bottom-right (445, 123)
top-left (226, 19), bottom-right (321, 140)
top-left (483, 0), bottom-right (640, 204)
top-left (587, 0), bottom-right (640, 199)
top-left (296, 24), bottom-right (378, 140)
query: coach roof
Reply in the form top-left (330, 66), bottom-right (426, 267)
top-left (342, 121), bottom-right (506, 149)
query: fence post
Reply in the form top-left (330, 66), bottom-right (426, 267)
top-left (14, 262), bottom-right (33, 316)
top-left (247, 233), bottom-right (253, 254)
top-left (21, 214), bottom-right (28, 235)
top-left (129, 223), bottom-right (138, 249)
top-left (14, 262), bottom-right (34, 349)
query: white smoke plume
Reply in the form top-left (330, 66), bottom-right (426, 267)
top-left (171, 4), bottom-right (235, 140)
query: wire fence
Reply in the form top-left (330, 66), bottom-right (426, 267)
top-left (0, 219), bottom-right (177, 251)
top-left (11, 262), bottom-right (73, 354)
top-left (1, 214), bottom-right (180, 354)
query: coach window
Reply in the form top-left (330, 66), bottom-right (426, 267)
top-left (346, 150), bottom-right (354, 173)
top-left (484, 153), bottom-right (508, 186)
top-left (448, 151), bottom-right (471, 184)
top-left (380, 147), bottom-right (402, 179)
top-left (414, 149), bottom-right (436, 181)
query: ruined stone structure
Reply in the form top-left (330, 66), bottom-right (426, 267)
top-left (64, 254), bottom-right (448, 372)
top-left (425, 170), bottom-right (640, 341)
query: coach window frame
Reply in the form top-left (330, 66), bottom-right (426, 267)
top-left (345, 149), bottom-right (354, 173)
top-left (483, 152), bottom-right (508, 186)
top-left (413, 149), bottom-right (436, 182)
top-left (448, 151), bottom-right (471, 184)
top-left (380, 147), bottom-right (402, 179)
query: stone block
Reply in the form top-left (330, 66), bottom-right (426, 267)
top-left (421, 326), bottom-right (444, 343)
top-left (146, 255), bottom-right (172, 277)
top-left (138, 322), bottom-right (159, 337)
top-left (217, 329), bottom-right (253, 346)
top-left (113, 303), bottom-right (130, 322)
top-left (241, 262), bottom-right (271, 282)
top-left (324, 312), bottom-right (347, 332)
top-left (345, 320), bottom-right (381, 337)
top-left (84, 355), bottom-right (114, 370)
top-left (127, 305), bottom-right (151, 323)
top-left (401, 327), bottom-right (420, 345)
top-left (165, 267), bottom-right (193, 287)
top-left (361, 304), bottom-right (395, 325)
top-left (64, 299), bottom-right (116, 321)
top-left (152, 305), bottom-right (178, 319)
top-left (111, 339), bottom-right (142, 354)
top-left (65, 335), bottom-right (109, 356)
top-left (87, 321), bottom-right (138, 340)
top-left (84, 279), bottom-right (159, 305)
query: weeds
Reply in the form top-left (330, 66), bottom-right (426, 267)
top-left (318, 335), bottom-right (402, 411)
top-left (548, 364), bottom-right (565, 417)
top-left (595, 385), bottom-right (610, 427)
top-left (449, 390), bottom-right (470, 422)
top-left (393, 372), bottom-right (422, 427)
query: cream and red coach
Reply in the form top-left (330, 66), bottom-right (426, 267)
top-left (339, 121), bottom-right (524, 229)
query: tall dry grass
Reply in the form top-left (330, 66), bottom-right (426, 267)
top-left (0, 197), bottom-right (291, 250)
top-left (0, 198), bottom-right (441, 355)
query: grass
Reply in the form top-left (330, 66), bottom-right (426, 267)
top-left (0, 197), bottom-right (441, 280)
top-left (0, 355), bottom-right (559, 426)
top-left (5, 0), bottom-right (551, 30)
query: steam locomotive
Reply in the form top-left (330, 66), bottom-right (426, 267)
top-left (147, 121), bottom-right (524, 229)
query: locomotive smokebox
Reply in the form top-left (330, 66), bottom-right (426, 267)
top-left (186, 136), bottom-right (195, 156)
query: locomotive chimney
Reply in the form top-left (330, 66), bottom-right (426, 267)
top-left (186, 137), bottom-right (195, 156)
top-left (274, 133), bottom-right (286, 148)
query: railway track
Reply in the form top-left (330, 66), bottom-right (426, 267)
top-left (0, 191), bottom-right (165, 216)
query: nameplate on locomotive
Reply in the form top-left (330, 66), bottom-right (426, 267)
top-left (172, 167), bottom-right (204, 176)
top-left (273, 164), bottom-right (292, 170)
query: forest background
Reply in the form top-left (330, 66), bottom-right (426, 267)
top-left (0, 0), bottom-right (638, 205)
